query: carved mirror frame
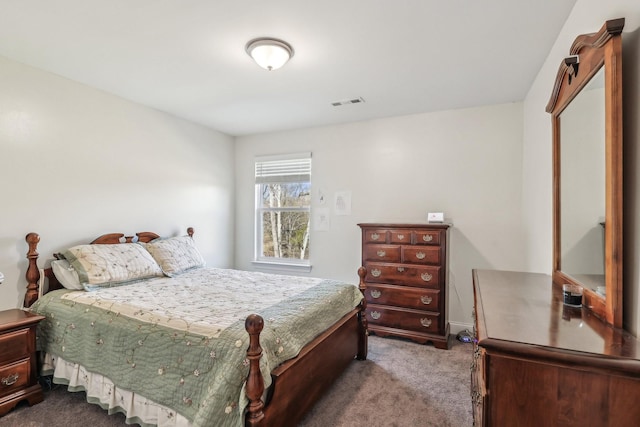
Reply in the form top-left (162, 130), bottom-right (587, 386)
top-left (546, 18), bottom-right (624, 328)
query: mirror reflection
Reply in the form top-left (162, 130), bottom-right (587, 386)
top-left (560, 67), bottom-right (606, 295)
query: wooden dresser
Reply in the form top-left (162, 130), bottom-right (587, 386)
top-left (472, 269), bottom-right (640, 426)
top-left (358, 223), bottom-right (450, 349)
top-left (0, 309), bottom-right (44, 416)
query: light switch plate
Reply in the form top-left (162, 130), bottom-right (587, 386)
top-left (427, 212), bottom-right (444, 223)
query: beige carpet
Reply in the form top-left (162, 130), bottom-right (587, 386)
top-left (0, 336), bottom-right (473, 427)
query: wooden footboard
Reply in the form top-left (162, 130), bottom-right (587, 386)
top-left (244, 266), bottom-right (368, 426)
top-left (24, 231), bottom-right (368, 427)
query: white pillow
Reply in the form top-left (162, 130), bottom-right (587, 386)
top-left (142, 236), bottom-right (205, 277)
top-left (51, 259), bottom-right (83, 290)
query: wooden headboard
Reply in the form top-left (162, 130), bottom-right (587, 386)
top-left (24, 227), bottom-right (194, 308)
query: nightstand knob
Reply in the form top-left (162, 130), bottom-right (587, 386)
top-left (397, 234), bottom-right (405, 240)
top-left (415, 251), bottom-right (426, 260)
top-left (1, 373), bottom-right (19, 386)
top-left (370, 290), bottom-right (382, 299)
top-left (376, 250), bottom-right (386, 257)
top-left (371, 269), bottom-right (381, 278)
top-left (371, 233), bottom-right (380, 241)
top-left (421, 272), bottom-right (433, 282)
top-left (423, 235), bottom-right (433, 242)
top-left (371, 311), bottom-right (381, 320)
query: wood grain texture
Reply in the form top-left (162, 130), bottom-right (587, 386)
top-left (359, 223), bottom-right (450, 349)
top-left (547, 18), bottom-right (625, 328)
top-left (473, 269), bottom-right (640, 427)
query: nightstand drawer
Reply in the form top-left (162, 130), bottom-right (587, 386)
top-left (0, 329), bottom-right (31, 364)
top-left (0, 359), bottom-right (30, 399)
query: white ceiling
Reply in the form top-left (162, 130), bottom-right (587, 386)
top-left (0, 1), bottom-right (577, 136)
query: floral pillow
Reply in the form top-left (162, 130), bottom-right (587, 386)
top-left (142, 235), bottom-right (205, 277)
top-left (61, 243), bottom-right (163, 290)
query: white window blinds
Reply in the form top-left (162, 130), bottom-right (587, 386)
top-left (255, 152), bottom-right (312, 184)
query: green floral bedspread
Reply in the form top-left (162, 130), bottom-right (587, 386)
top-left (30, 267), bottom-right (363, 427)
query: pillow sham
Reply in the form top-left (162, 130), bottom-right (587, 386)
top-left (142, 235), bottom-right (205, 276)
top-left (51, 259), bottom-right (83, 290)
top-left (61, 243), bottom-right (163, 290)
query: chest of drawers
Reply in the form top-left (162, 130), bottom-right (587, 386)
top-left (0, 309), bottom-right (44, 416)
top-left (358, 223), bottom-right (450, 349)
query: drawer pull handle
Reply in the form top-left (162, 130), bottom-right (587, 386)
top-left (397, 234), bottom-right (405, 240)
top-left (415, 252), bottom-right (426, 260)
top-left (371, 269), bottom-right (381, 277)
top-left (423, 235), bottom-right (433, 242)
top-left (371, 233), bottom-right (380, 241)
top-left (420, 295), bottom-right (433, 305)
top-left (420, 318), bottom-right (432, 328)
top-left (397, 267), bottom-right (405, 272)
top-left (1, 373), bottom-right (19, 387)
top-left (421, 272), bottom-right (433, 282)
top-left (371, 311), bottom-right (381, 320)
top-left (376, 250), bottom-right (386, 257)
top-left (370, 290), bottom-right (381, 299)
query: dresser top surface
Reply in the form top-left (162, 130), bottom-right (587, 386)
top-left (473, 269), bottom-right (640, 360)
top-left (358, 222), bottom-right (451, 229)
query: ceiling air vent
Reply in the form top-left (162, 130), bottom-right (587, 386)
top-left (331, 97), bottom-right (365, 107)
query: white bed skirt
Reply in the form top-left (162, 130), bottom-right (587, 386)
top-left (43, 353), bottom-right (191, 427)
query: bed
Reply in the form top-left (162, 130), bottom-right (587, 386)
top-left (23, 229), bottom-right (368, 427)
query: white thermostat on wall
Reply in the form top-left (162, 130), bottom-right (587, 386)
top-left (427, 212), bottom-right (444, 223)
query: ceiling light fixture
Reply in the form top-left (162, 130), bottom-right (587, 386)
top-left (245, 37), bottom-right (294, 71)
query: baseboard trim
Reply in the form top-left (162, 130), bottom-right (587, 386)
top-left (449, 321), bottom-right (473, 336)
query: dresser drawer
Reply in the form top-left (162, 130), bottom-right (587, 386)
top-left (363, 230), bottom-right (388, 244)
top-left (363, 244), bottom-right (401, 263)
top-left (365, 262), bottom-right (441, 288)
top-left (0, 328), bottom-right (31, 364)
top-left (402, 246), bottom-right (441, 265)
top-left (414, 230), bottom-right (441, 245)
top-left (365, 284), bottom-right (440, 311)
top-left (0, 359), bottom-right (31, 399)
top-left (366, 304), bottom-right (440, 334)
top-left (389, 230), bottom-right (412, 244)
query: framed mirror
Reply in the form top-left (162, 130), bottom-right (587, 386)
top-left (546, 18), bottom-right (624, 328)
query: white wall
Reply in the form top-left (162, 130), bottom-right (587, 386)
top-left (0, 56), bottom-right (236, 311)
top-left (235, 103), bottom-right (526, 332)
top-left (522, 0), bottom-right (640, 332)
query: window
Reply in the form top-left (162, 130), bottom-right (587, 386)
top-left (254, 153), bottom-right (311, 269)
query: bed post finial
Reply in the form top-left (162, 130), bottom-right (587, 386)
top-left (357, 266), bottom-right (368, 360)
top-left (245, 314), bottom-right (265, 426)
top-left (187, 227), bottom-right (194, 238)
top-left (24, 233), bottom-right (41, 308)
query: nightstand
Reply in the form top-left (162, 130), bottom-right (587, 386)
top-left (0, 309), bottom-right (44, 416)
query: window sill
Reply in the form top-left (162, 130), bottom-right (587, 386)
top-left (251, 260), bottom-right (312, 274)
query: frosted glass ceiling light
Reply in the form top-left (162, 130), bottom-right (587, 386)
top-left (245, 38), bottom-right (294, 71)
